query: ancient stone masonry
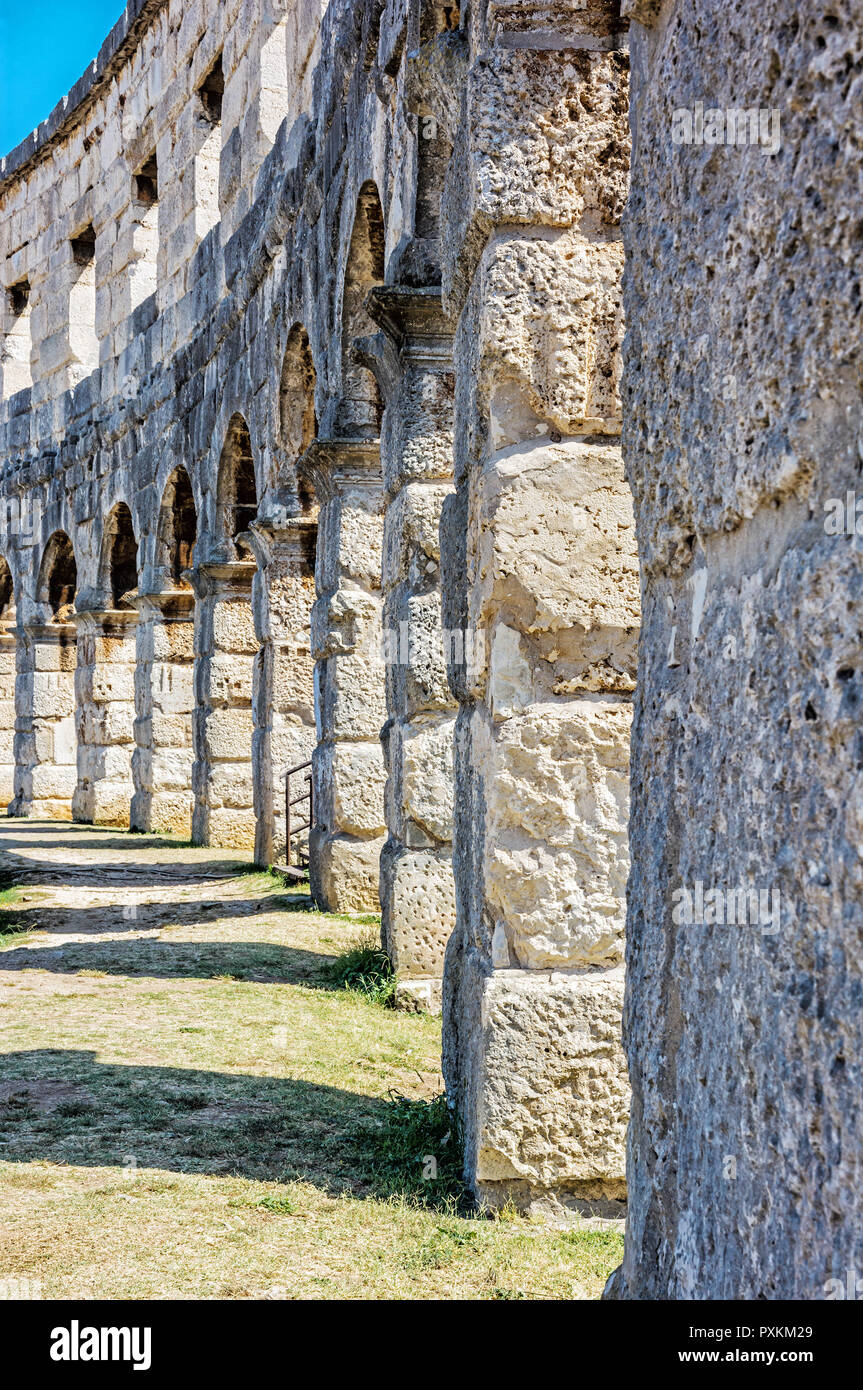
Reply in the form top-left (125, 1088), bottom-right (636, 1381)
top-left (437, 0), bottom-right (638, 1215)
top-left (612, 0), bottom-right (863, 1297)
top-left (370, 285), bottom-right (457, 1013)
top-left (0, 0), bottom-right (641, 1220)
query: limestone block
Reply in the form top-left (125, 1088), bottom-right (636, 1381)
top-left (147, 791), bottom-right (193, 836)
top-left (93, 633), bottom-right (136, 665)
top-left (151, 662), bottom-right (195, 714)
top-left (0, 767), bottom-right (15, 806)
top-left (469, 438), bottom-right (638, 698)
top-left (454, 962), bottom-right (628, 1211)
top-left (212, 600), bottom-right (258, 654)
top-left (209, 651), bottom-right (255, 704)
top-left (398, 716), bottom-right (455, 844)
top-left (90, 783), bottom-right (133, 826)
top-left (30, 763), bottom-right (77, 800)
top-left (207, 764), bottom-right (254, 809)
top-left (310, 588), bottom-right (381, 660)
top-left (268, 723), bottom-right (316, 773)
top-left (150, 711), bottom-right (193, 749)
top-left (381, 845), bottom-right (457, 978)
top-left (476, 698), bottom-right (631, 969)
top-left (316, 500), bottom-right (384, 591)
top-left (316, 652), bottom-right (389, 742)
top-left (383, 482), bottom-right (451, 580)
top-left (442, 47), bottom-right (629, 310)
top-left (383, 375), bottom-right (455, 495)
top-left (152, 621), bottom-right (195, 661)
top-left (90, 665), bottom-right (136, 704)
top-left (310, 829), bottom-right (385, 914)
top-left (204, 707), bottom-right (254, 762)
top-left (329, 741), bottom-right (387, 837)
top-left (271, 644), bottom-right (314, 713)
top-left (206, 806), bottom-right (257, 849)
top-left (52, 713), bottom-right (78, 766)
top-left (31, 675), bottom-right (74, 720)
top-left (150, 748), bottom-right (195, 791)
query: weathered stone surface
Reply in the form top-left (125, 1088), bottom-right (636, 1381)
top-left (613, 0), bottom-right (863, 1299)
top-left (440, 0), bottom-right (635, 1212)
top-left (445, 952), bottom-right (627, 1215)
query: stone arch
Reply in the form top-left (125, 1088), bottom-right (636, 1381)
top-left (279, 323), bottom-right (318, 515)
top-left (157, 465), bottom-right (198, 586)
top-left (339, 180), bottom-right (385, 437)
top-left (38, 531), bottom-right (78, 620)
top-left (0, 555), bottom-right (15, 624)
top-left (100, 502), bottom-right (139, 609)
top-left (217, 413), bottom-right (258, 556)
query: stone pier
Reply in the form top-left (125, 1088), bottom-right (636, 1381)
top-left (368, 285), bottom-right (457, 1012)
top-left (131, 589), bottom-right (195, 837)
top-left (305, 439), bottom-right (387, 912)
top-left (610, 0), bottom-right (863, 1299)
top-left (249, 517), bottom-right (317, 866)
top-left (73, 609), bottom-right (137, 826)
top-left (191, 561), bottom-right (257, 851)
top-left (0, 621), bottom-right (15, 807)
top-left (11, 620), bottom-right (78, 819)
top-left (439, 1), bottom-right (637, 1215)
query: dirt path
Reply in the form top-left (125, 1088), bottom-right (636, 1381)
top-left (0, 820), bottom-right (621, 1299)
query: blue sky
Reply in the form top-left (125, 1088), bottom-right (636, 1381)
top-left (0, 1), bottom-right (125, 156)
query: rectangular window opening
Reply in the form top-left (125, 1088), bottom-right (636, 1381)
top-left (134, 153), bottom-right (159, 206)
top-left (2, 278), bottom-right (33, 396)
top-left (198, 54), bottom-right (224, 125)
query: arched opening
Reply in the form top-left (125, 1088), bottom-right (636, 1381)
top-left (18, 532), bottom-right (79, 820)
top-left (0, 556), bottom-right (16, 808)
top-left (102, 503), bottom-right (138, 609)
top-left (280, 324), bottom-right (318, 515)
top-left (38, 531), bottom-right (77, 620)
top-left (157, 466), bottom-right (197, 585)
top-left (0, 556), bottom-right (14, 624)
top-left (339, 181), bottom-right (385, 437)
top-left (217, 414), bottom-right (258, 557)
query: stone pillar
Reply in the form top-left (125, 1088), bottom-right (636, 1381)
top-left (11, 621), bottom-right (78, 819)
top-left (303, 439), bottom-right (387, 912)
top-left (0, 624), bottom-right (16, 807)
top-left (247, 518), bottom-right (317, 866)
top-left (191, 561), bottom-right (257, 851)
top-left (367, 285), bottom-right (457, 1012)
top-left (438, 1), bottom-right (637, 1217)
top-left (72, 609), bottom-right (137, 826)
top-left (610, 0), bottom-right (863, 1300)
top-left (130, 590), bottom-right (195, 837)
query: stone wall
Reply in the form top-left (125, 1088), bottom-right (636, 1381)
top-left (438, 0), bottom-right (638, 1215)
top-left (613, 0), bottom-right (863, 1298)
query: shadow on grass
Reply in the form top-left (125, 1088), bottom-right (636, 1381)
top-left (0, 936), bottom-right (338, 985)
top-left (0, 890), bottom-right (316, 941)
top-left (0, 1050), bottom-right (467, 1210)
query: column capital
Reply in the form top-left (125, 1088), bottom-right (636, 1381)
top-left (189, 559), bottom-right (256, 599)
top-left (366, 285), bottom-right (453, 367)
top-left (17, 619), bottom-right (77, 642)
top-left (297, 437), bottom-right (383, 506)
top-left (73, 607), bottom-right (140, 633)
top-left (130, 587), bottom-right (196, 620)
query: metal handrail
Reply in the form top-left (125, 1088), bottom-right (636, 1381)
top-left (285, 758), bottom-right (313, 868)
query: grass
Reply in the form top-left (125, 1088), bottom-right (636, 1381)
top-left (0, 821), bottom-right (623, 1299)
top-left (325, 930), bottom-right (396, 1006)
